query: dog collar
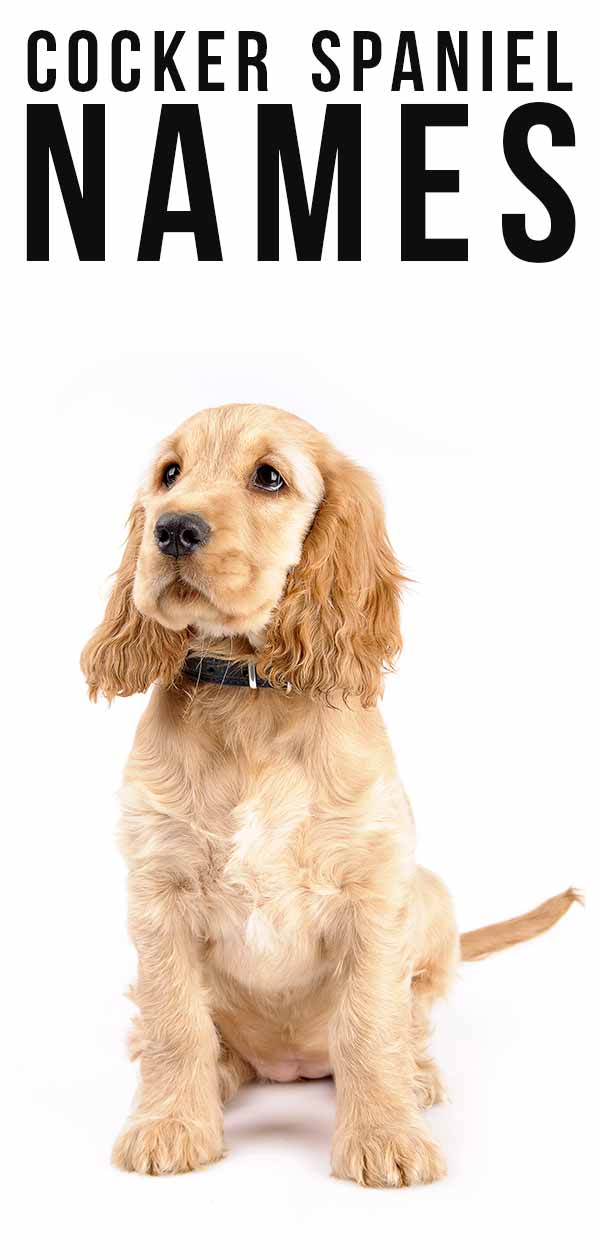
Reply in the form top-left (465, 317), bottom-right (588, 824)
top-left (182, 655), bottom-right (271, 690)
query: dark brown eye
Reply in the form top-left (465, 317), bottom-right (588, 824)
top-left (162, 463), bottom-right (181, 488)
top-left (252, 464), bottom-right (285, 492)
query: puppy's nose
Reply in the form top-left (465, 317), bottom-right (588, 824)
top-left (154, 512), bottom-right (211, 558)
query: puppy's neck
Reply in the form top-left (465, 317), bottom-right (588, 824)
top-left (187, 632), bottom-right (259, 666)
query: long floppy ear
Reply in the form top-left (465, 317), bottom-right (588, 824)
top-left (257, 455), bottom-right (404, 706)
top-left (80, 503), bottom-right (189, 702)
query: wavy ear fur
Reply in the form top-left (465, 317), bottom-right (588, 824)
top-left (257, 454), bottom-right (404, 706)
top-left (80, 504), bottom-right (189, 701)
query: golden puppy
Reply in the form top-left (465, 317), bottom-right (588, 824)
top-left (82, 404), bottom-right (580, 1185)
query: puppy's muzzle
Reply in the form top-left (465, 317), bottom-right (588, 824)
top-left (154, 512), bottom-right (211, 558)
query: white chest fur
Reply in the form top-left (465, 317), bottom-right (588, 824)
top-left (202, 773), bottom-right (414, 992)
top-left (204, 790), bottom-right (340, 988)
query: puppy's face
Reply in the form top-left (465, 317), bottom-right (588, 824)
top-left (82, 403), bottom-right (403, 705)
top-left (133, 406), bottom-right (324, 641)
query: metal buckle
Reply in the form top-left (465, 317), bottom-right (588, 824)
top-left (247, 662), bottom-right (258, 689)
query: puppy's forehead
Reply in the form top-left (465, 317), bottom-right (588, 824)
top-left (176, 408), bottom-right (270, 466)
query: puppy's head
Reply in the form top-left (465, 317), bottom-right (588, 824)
top-left (81, 404), bottom-right (403, 705)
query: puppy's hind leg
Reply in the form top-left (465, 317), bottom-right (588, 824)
top-left (217, 1041), bottom-right (256, 1104)
top-left (125, 983), bottom-right (144, 1061)
top-left (411, 866), bottom-right (460, 1109)
top-left (411, 999), bottom-right (448, 1108)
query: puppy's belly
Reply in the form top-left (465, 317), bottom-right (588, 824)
top-left (209, 953), bottom-right (337, 1086)
top-left (250, 1055), bottom-right (331, 1083)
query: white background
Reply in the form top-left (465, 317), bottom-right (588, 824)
top-left (2, 2), bottom-right (598, 1258)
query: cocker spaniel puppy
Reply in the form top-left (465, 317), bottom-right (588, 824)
top-left (82, 404), bottom-right (580, 1185)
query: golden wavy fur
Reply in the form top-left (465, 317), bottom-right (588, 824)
top-left (82, 503), bottom-right (189, 700)
top-left (82, 404), bottom-right (580, 1185)
top-left (256, 455), bottom-right (403, 705)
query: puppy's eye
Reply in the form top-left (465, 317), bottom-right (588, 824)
top-left (162, 463), bottom-right (181, 489)
top-left (252, 464), bottom-right (285, 492)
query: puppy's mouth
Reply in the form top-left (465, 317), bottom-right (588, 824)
top-left (165, 577), bottom-right (206, 606)
top-left (149, 571), bottom-right (214, 632)
top-left (143, 555), bottom-right (271, 634)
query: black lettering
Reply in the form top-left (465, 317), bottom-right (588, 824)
top-left (401, 105), bottom-right (468, 261)
top-left (154, 31), bottom-right (185, 91)
top-left (437, 31), bottom-right (468, 91)
top-left (257, 104), bottom-right (360, 261)
top-left (26, 104), bottom-right (105, 260)
top-left (548, 32), bottom-right (572, 91)
top-left (239, 32), bottom-right (268, 90)
top-left (312, 31), bottom-right (341, 92)
top-left (353, 32), bottom-right (382, 91)
top-left (502, 103), bottom-right (575, 262)
top-left (198, 32), bottom-right (224, 91)
top-left (392, 33), bottom-right (424, 91)
top-left (482, 31), bottom-right (493, 92)
top-left (112, 30), bottom-right (140, 92)
top-left (508, 32), bottom-right (533, 91)
top-left (68, 31), bottom-right (98, 93)
top-left (138, 106), bottom-right (222, 261)
top-left (27, 30), bottom-right (56, 92)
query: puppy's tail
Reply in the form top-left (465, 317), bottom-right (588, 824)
top-left (460, 887), bottom-right (583, 962)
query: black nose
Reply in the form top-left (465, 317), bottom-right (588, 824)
top-left (154, 512), bottom-right (211, 558)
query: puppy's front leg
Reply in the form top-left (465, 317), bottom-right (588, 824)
top-left (113, 869), bottom-right (222, 1176)
top-left (330, 892), bottom-right (446, 1188)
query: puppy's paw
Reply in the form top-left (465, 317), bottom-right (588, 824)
top-left (331, 1118), bottom-right (446, 1188)
top-left (112, 1116), bottom-right (223, 1175)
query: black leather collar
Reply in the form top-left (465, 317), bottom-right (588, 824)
top-left (182, 655), bottom-right (272, 690)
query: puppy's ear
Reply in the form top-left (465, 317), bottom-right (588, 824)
top-left (80, 503), bottom-right (188, 702)
top-left (258, 455), bottom-right (404, 706)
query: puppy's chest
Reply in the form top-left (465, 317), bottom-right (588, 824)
top-left (197, 785), bottom-right (344, 985)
